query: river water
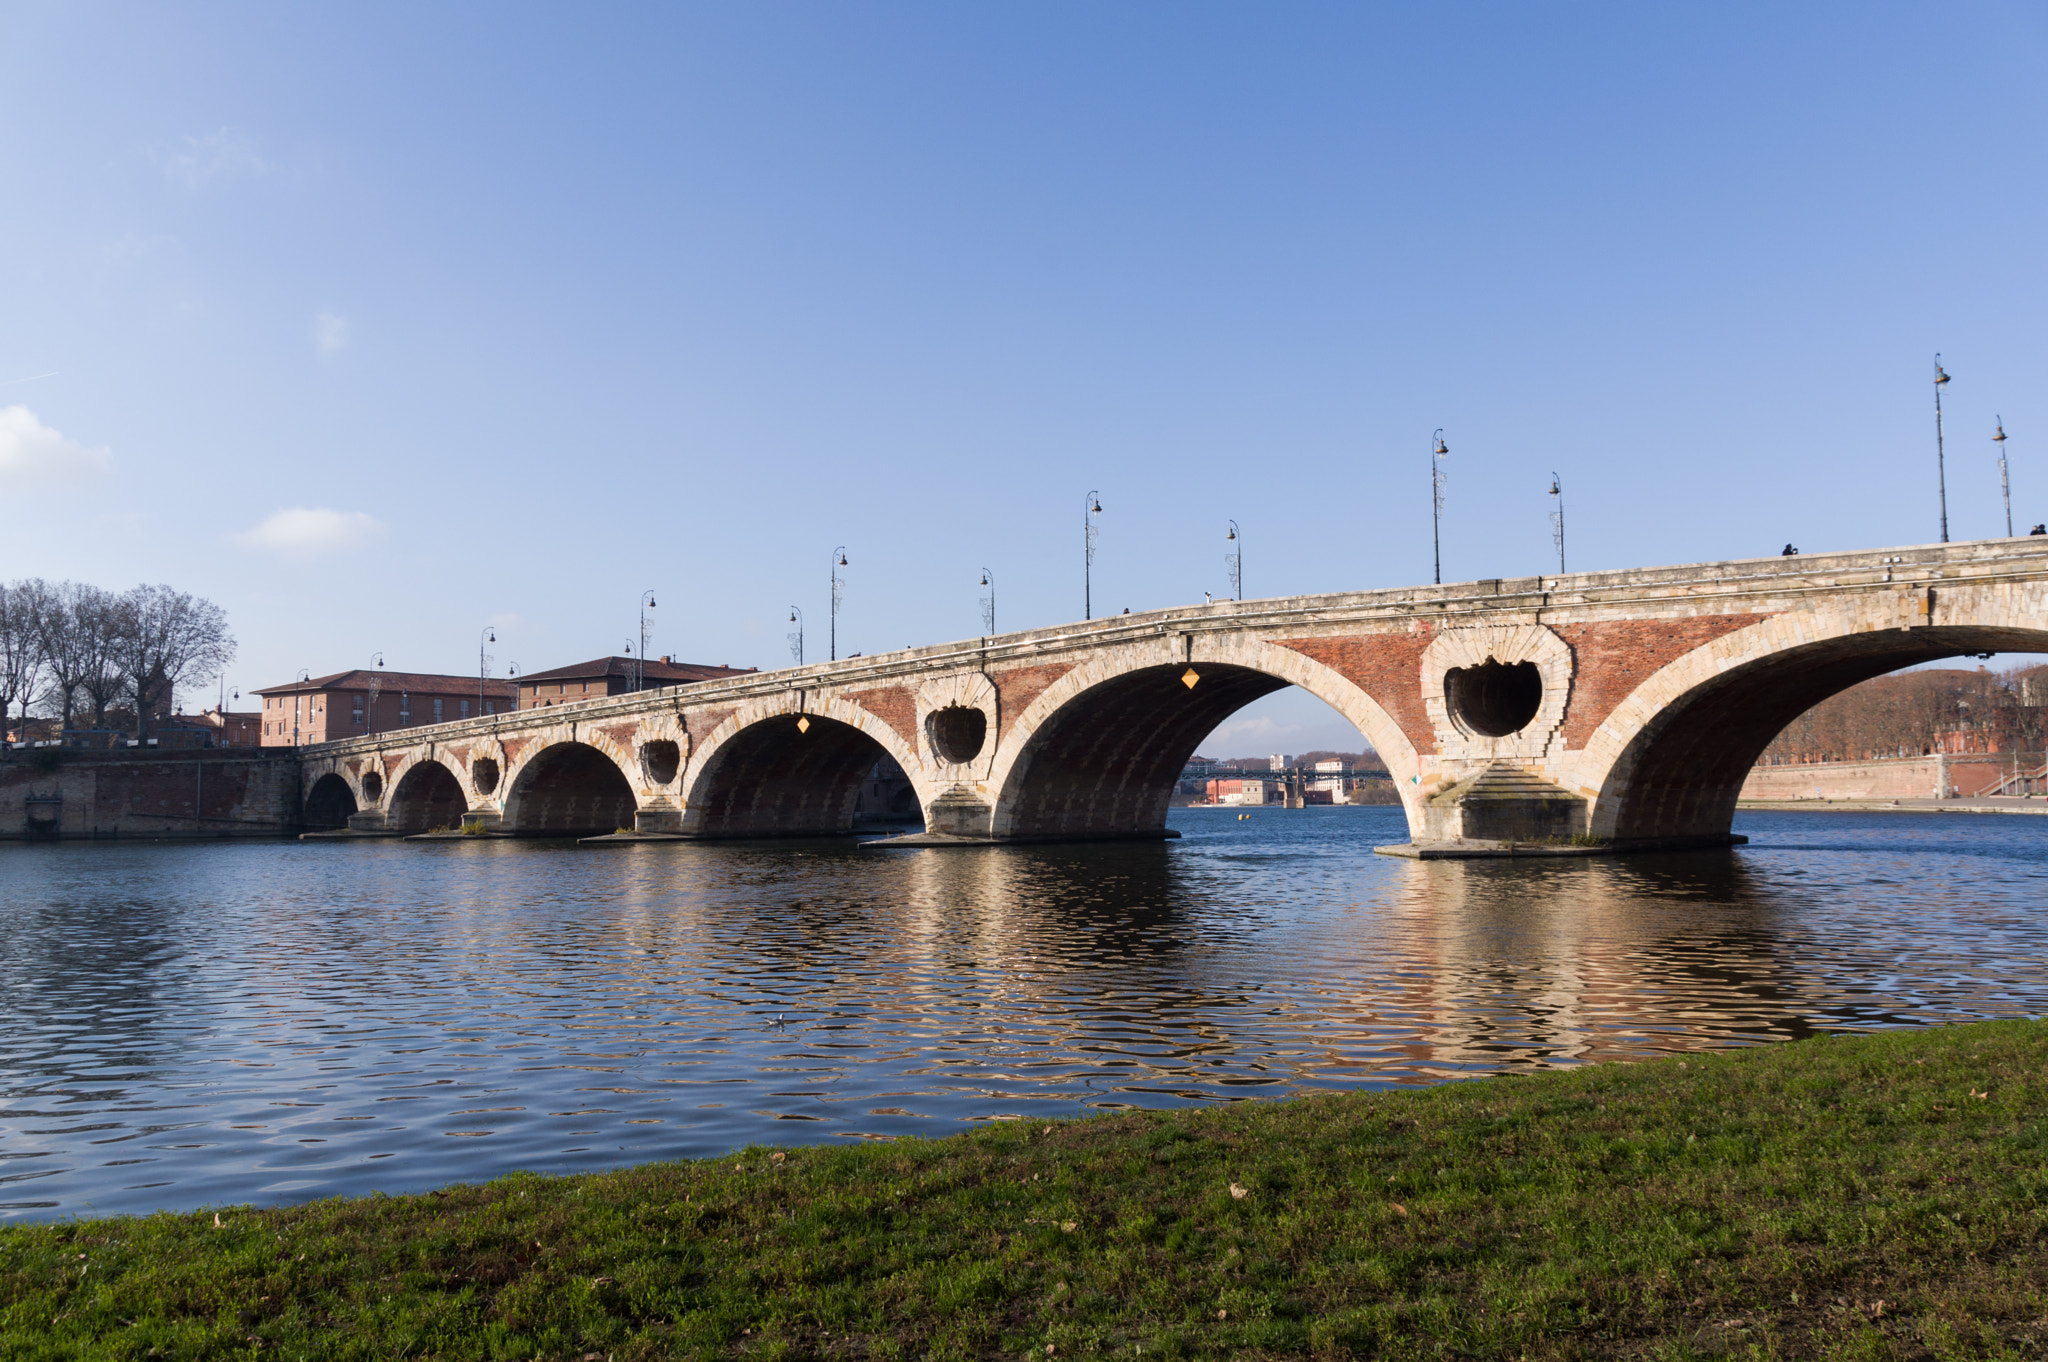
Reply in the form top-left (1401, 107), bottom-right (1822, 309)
top-left (3, 807), bottom-right (2045, 1221)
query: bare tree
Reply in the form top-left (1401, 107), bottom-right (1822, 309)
top-left (115, 585), bottom-right (235, 739)
top-left (0, 580), bottom-right (47, 740)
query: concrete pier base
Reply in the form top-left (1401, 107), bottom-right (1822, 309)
top-left (1375, 833), bottom-right (1747, 860)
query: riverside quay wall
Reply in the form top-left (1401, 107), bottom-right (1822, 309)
top-left (0, 748), bottom-right (304, 840)
top-left (1740, 752), bottom-right (2031, 802)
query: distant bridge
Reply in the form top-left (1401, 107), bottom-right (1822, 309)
top-left (299, 538), bottom-right (2048, 850)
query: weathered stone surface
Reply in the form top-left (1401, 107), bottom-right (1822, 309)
top-left (292, 538), bottom-right (2048, 846)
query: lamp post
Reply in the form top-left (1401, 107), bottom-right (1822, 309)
top-left (367, 652), bottom-right (383, 737)
top-left (1548, 473), bottom-right (1565, 574)
top-left (638, 590), bottom-right (657, 692)
top-left (1083, 490), bottom-right (1102, 619)
top-left (830, 547), bottom-right (848, 661)
top-left (787, 607), bottom-right (804, 666)
top-left (479, 627), bottom-right (495, 715)
top-left (1934, 356), bottom-right (1952, 543)
top-left (979, 569), bottom-right (996, 635)
top-left (1995, 419), bottom-right (2012, 537)
top-left (291, 669), bottom-right (310, 748)
top-left (503, 663), bottom-right (518, 713)
top-left (1225, 521), bottom-right (1242, 601)
top-left (1431, 430), bottom-right (1449, 585)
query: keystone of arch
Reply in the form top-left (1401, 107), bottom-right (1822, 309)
top-left (1420, 623), bottom-right (1573, 765)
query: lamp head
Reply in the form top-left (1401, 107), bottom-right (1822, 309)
top-left (1994, 420), bottom-right (2007, 444)
top-left (1226, 525), bottom-right (1236, 541)
top-left (1935, 363), bottom-right (1951, 385)
top-left (1434, 432), bottom-right (1449, 457)
top-left (648, 595), bottom-right (656, 608)
top-left (1090, 497), bottom-right (1102, 514)
top-left (1549, 475), bottom-right (1561, 495)
top-left (979, 572), bottom-right (989, 586)
top-left (838, 553), bottom-right (848, 567)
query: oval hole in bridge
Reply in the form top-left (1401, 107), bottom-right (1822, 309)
top-left (927, 705), bottom-right (988, 765)
top-left (471, 757), bottom-right (500, 795)
top-left (1445, 658), bottom-right (1543, 737)
top-left (360, 771), bottom-right (384, 802)
top-left (639, 740), bottom-right (680, 785)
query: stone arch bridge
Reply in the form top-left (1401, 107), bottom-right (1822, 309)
top-left (300, 539), bottom-right (2048, 851)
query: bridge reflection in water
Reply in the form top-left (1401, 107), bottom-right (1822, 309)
top-left (7, 807), bottom-right (2042, 1220)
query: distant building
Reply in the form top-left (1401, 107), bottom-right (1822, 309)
top-left (252, 671), bottom-right (518, 746)
top-left (518, 655), bottom-right (758, 709)
top-left (1268, 753), bottom-right (1292, 771)
top-left (1206, 777), bottom-right (1273, 806)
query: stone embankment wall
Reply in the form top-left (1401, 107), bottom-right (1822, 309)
top-left (0, 749), bottom-right (303, 840)
top-left (1740, 753), bottom-right (2030, 802)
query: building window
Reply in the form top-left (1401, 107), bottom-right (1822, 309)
top-left (459, 699), bottom-right (470, 720)
top-left (484, 701), bottom-right (494, 715)
top-left (432, 698), bottom-right (444, 722)
top-left (400, 696), bottom-right (411, 723)
top-left (352, 695), bottom-right (364, 725)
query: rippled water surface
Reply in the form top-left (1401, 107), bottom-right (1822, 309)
top-left (4, 806), bottom-right (2047, 1220)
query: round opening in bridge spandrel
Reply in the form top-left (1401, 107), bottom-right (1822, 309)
top-left (926, 704), bottom-right (988, 765)
top-left (639, 740), bottom-right (680, 785)
top-left (1445, 658), bottom-right (1543, 737)
top-left (471, 758), bottom-right (500, 795)
top-left (360, 771), bottom-right (384, 801)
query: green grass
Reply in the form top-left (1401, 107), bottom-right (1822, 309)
top-left (5, 1019), bottom-right (2045, 1359)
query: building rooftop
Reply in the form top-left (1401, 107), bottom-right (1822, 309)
top-left (517, 655), bottom-right (758, 686)
top-left (252, 670), bottom-right (517, 697)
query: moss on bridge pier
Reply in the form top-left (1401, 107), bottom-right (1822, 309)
top-left (4, 1019), bottom-right (2045, 1358)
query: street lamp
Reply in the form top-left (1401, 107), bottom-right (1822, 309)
top-left (1994, 419), bottom-right (2012, 537)
top-left (830, 547), bottom-right (848, 661)
top-left (292, 669), bottom-right (310, 747)
top-left (1934, 356), bottom-right (1952, 543)
top-left (787, 606), bottom-right (804, 666)
top-left (1548, 473), bottom-right (1565, 574)
top-left (979, 569), bottom-right (996, 635)
top-left (367, 651), bottom-right (383, 737)
top-left (638, 590), bottom-right (657, 692)
top-left (1083, 490), bottom-right (1103, 619)
top-left (1225, 521), bottom-right (1242, 601)
top-left (479, 627), bottom-right (495, 715)
top-left (1431, 430), bottom-right (1449, 585)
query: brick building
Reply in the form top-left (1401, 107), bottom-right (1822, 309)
top-left (518, 655), bottom-right (757, 709)
top-left (252, 671), bottom-right (518, 747)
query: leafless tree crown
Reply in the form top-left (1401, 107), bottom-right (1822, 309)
top-left (1, 579), bottom-right (236, 740)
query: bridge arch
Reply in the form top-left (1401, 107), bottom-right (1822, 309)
top-left (502, 740), bottom-right (639, 836)
top-left (681, 693), bottom-right (930, 838)
top-left (385, 757), bottom-right (469, 833)
top-left (302, 772), bottom-right (357, 831)
top-left (986, 632), bottom-right (1423, 841)
top-left (1582, 587), bottom-right (2048, 841)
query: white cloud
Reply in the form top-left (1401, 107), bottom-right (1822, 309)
top-left (236, 507), bottom-right (388, 557)
top-left (313, 311), bottom-right (349, 356)
top-left (156, 127), bottom-right (269, 189)
top-left (0, 405), bottom-right (112, 486)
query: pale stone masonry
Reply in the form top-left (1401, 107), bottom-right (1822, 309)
top-left (294, 538), bottom-right (2048, 848)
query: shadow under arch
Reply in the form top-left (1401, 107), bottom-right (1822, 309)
top-left (303, 772), bottom-right (357, 830)
top-left (1596, 622), bottom-right (2048, 840)
top-left (387, 759), bottom-right (467, 832)
top-left (994, 662), bottom-right (1295, 841)
top-left (503, 741), bottom-right (638, 836)
top-left (686, 712), bottom-right (903, 838)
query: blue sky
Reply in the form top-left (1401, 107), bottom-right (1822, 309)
top-left (3, 3), bottom-right (2043, 756)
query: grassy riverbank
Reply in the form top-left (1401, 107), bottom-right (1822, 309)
top-left (5, 1020), bottom-right (2045, 1360)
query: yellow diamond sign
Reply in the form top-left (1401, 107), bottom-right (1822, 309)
top-left (1181, 668), bottom-right (1200, 689)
